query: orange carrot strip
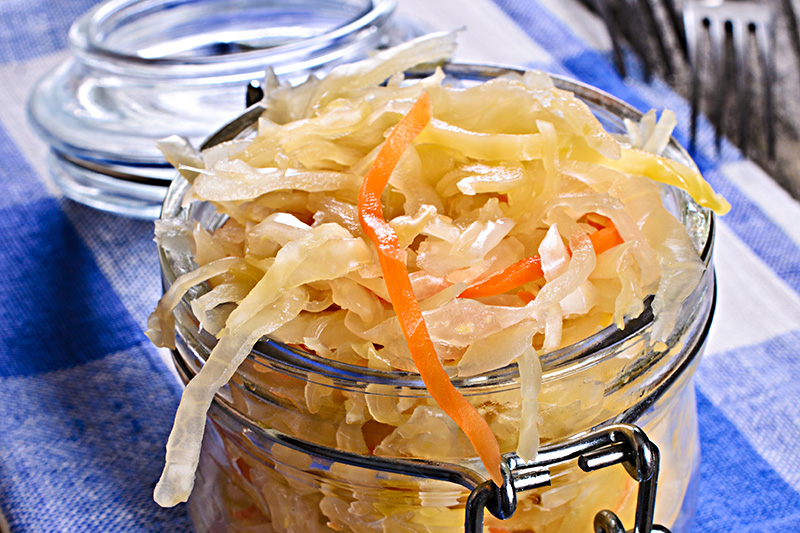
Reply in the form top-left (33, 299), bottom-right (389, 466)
top-left (588, 223), bottom-right (624, 253)
top-left (357, 92), bottom-right (504, 486)
top-left (460, 222), bottom-right (623, 300)
top-left (460, 256), bottom-right (544, 299)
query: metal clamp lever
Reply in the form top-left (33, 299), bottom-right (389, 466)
top-left (464, 423), bottom-right (672, 533)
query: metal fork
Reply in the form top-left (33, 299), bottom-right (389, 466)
top-left (684, 0), bottom-right (777, 159)
top-left (579, 0), bottom-right (687, 80)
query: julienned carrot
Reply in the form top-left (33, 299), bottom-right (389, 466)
top-left (459, 222), bottom-right (623, 299)
top-left (357, 92), bottom-right (504, 487)
top-left (588, 223), bottom-right (624, 253)
top-left (460, 256), bottom-right (544, 299)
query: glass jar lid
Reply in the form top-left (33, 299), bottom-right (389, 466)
top-left (27, 0), bottom-right (423, 218)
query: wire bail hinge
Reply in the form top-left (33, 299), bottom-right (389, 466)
top-left (464, 424), bottom-right (673, 533)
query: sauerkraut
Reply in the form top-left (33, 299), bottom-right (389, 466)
top-left (146, 31), bottom-right (726, 526)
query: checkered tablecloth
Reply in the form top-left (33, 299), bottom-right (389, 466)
top-left (1, 0), bottom-right (799, 531)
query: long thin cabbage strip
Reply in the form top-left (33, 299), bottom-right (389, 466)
top-left (516, 346), bottom-right (542, 462)
top-left (145, 257), bottom-right (261, 349)
top-left (579, 145), bottom-right (731, 215)
top-left (357, 91), bottom-right (504, 487)
top-left (154, 288), bottom-right (309, 507)
top-left (460, 223), bottom-right (623, 299)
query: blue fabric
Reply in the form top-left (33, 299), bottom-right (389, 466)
top-left (0, 123), bottom-right (50, 210)
top-left (695, 390), bottom-right (800, 531)
top-left (0, 344), bottom-right (193, 532)
top-left (0, 0), bottom-right (101, 64)
top-left (707, 172), bottom-right (800, 292)
top-left (0, 197), bottom-right (145, 377)
top-left (1, 0), bottom-right (799, 531)
top-left (0, 3), bottom-right (192, 525)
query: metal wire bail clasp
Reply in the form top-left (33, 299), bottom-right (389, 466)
top-left (464, 423), bottom-right (673, 533)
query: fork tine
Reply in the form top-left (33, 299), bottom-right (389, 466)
top-left (663, 0), bottom-right (689, 59)
top-left (730, 18), bottom-right (748, 153)
top-left (707, 15), bottom-right (727, 153)
top-left (639, 0), bottom-right (676, 78)
top-left (781, 0), bottom-right (800, 84)
top-left (684, 4), bottom-right (702, 153)
top-left (623, 0), bottom-right (656, 80)
top-left (684, 1), bottom-right (777, 161)
top-left (754, 14), bottom-right (777, 160)
top-left (587, 0), bottom-right (627, 78)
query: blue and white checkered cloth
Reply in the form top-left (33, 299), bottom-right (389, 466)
top-left (1, 0), bottom-right (799, 531)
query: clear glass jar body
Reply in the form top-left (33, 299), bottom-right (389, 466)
top-left (158, 68), bottom-right (715, 533)
top-left (27, 0), bottom-right (419, 218)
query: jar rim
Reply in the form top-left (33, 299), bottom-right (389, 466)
top-left (69, 0), bottom-right (397, 77)
top-left (160, 63), bottom-right (716, 389)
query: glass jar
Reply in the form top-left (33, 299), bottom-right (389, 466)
top-left (157, 65), bottom-right (716, 533)
top-left (27, 0), bottom-right (421, 218)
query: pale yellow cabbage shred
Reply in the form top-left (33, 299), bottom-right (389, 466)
top-left (147, 32), bottom-right (726, 515)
